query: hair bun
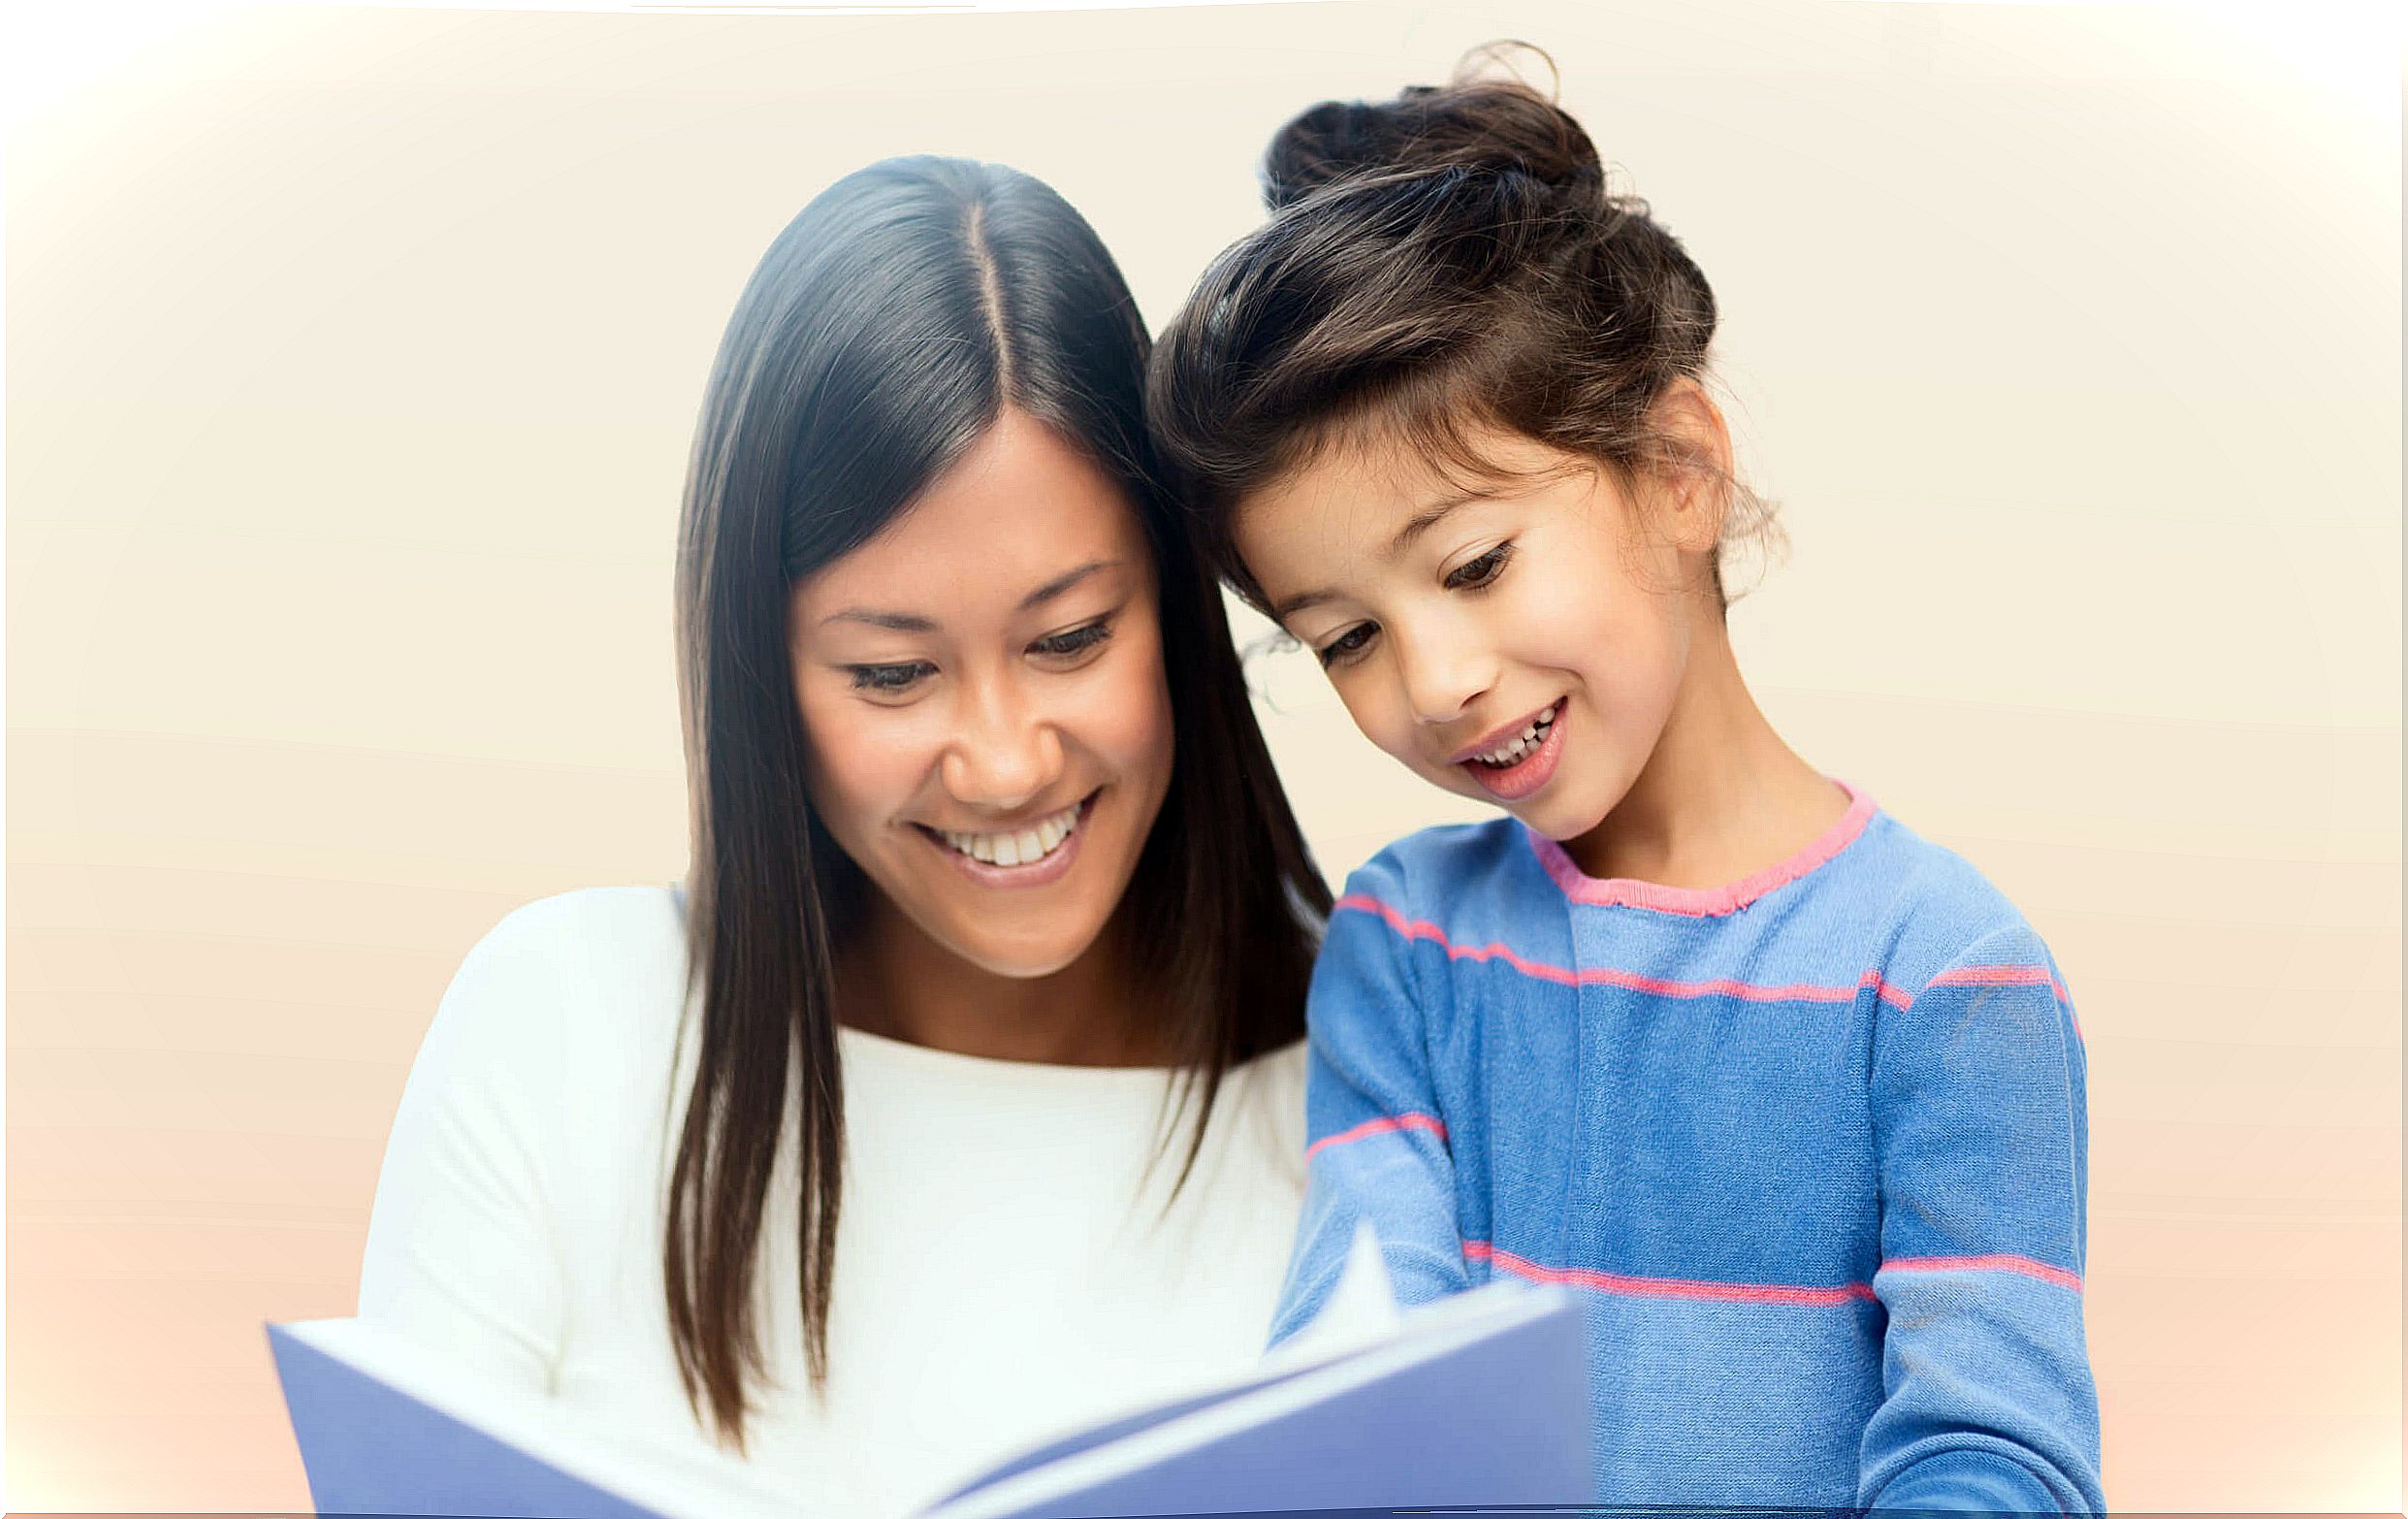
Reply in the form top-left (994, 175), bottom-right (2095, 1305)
top-left (1261, 48), bottom-right (1603, 211)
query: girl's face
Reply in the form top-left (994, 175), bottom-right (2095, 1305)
top-left (1233, 420), bottom-right (1716, 843)
top-left (788, 408), bottom-right (1175, 980)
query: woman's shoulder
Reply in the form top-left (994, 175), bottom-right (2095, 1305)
top-left (455, 883), bottom-right (688, 987)
top-left (421, 884), bottom-right (690, 1076)
top-left (465, 882), bottom-right (688, 964)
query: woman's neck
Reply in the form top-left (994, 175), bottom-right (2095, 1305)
top-left (833, 896), bottom-right (1170, 1067)
top-left (1561, 600), bottom-right (1846, 889)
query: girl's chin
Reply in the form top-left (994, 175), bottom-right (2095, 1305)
top-left (1456, 772), bottom-right (1611, 845)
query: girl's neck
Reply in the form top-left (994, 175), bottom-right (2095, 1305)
top-left (834, 896), bottom-right (1170, 1068)
top-left (1561, 601), bottom-right (1846, 889)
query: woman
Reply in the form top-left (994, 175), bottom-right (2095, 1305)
top-left (358, 156), bottom-right (1331, 1515)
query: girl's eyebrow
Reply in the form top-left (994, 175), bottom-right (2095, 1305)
top-left (1269, 493), bottom-right (1489, 623)
top-left (1270, 587), bottom-right (1337, 624)
top-left (818, 559), bottom-right (1121, 632)
top-left (1387, 492), bottom-right (1485, 556)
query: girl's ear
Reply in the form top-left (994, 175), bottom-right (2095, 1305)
top-left (1646, 377), bottom-right (1735, 557)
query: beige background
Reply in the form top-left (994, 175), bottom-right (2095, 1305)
top-left (7, 1), bottom-right (2400, 1511)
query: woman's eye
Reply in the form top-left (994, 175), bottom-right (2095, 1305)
top-left (1443, 542), bottom-right (1515, 592)
top-left (848, 662), bottom-right (934, 695)
top-left (1315, 624), bottom-right (1376, 668)
top-left (1031, 619), bottom-right (1114, 661)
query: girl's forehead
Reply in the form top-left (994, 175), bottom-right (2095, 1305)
top-left (1238, 425), bottom-right (1585, 553)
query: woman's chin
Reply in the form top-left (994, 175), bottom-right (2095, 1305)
top-left (937, 922), bottom-right (1106, 982)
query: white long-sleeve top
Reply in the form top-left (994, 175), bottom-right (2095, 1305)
top-left (358, 886), bottom-right (1309, 1517)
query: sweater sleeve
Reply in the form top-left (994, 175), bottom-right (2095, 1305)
top-left (1858, 925), bottom-right (2104, 1515)
top-left (1266, 873), bottom-right (1471, 1346)
top-left (356, 903), bottom-right (573, 1395)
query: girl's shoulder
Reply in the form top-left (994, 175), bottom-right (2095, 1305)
top-left (1845, 807), bottom-right (2066, 992)
top-left (1339, 815), bottom-right (1535, 916)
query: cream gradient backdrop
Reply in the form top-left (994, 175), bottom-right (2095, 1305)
top-left (6, 1), bottom-right (2399, 1511)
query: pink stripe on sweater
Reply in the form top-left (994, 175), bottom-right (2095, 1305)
top-left (1526, 779), bottom-right (1878, 916)
top-left (1880, 1253), bottom-right (2084, 1291)
top-left (1304, 1112), bottom-right (1449, 1161)
top-left (1464, 1242), bottom-right (1879, 1307)
top-left (1332, 894), bottom-right (1917, 1010)
top-left (1331, 897), bottom-right (2089, 1037)
top-left (1928, 962), bottom-right (2073, 1002)
top-left (1923, 963), bottom-right (2083, 1042)
top-left (1465, 1244), bottom-right (2084, 1300)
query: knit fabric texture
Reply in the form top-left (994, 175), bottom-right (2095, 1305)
top-left (1268, 784), bottom-right (2103, 1513)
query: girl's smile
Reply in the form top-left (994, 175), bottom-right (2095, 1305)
top-left (1454, 696), bottom-right (1566, 801)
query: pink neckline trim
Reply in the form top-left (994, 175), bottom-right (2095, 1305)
top-left (1525, 779), bottom-right (1877, 917)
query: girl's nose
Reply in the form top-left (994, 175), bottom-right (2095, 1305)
top-left (940, 682), bottom-right (1066, 812)
top-left (1394, 627), bottom-right (1497, 727)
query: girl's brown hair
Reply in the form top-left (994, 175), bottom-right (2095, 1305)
top-left (1147, 46), bottom-right (1779, 609)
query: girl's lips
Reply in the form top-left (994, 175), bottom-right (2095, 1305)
top-left (916, 792), bottom-right (1098, 890)
top-left (1460, 700), bottom-right (1565, 803)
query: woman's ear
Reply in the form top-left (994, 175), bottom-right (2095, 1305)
top-left (1647, 377), bottom-right (1734, 556)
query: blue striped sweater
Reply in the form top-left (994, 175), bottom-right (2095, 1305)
top-left (1268, 783), bottom-right (2103, 1512)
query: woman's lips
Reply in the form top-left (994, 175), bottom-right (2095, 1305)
top-left (916, 792), bottom-right (1098, 890)
top-left (1460, 700), bottom-right (1565, 802)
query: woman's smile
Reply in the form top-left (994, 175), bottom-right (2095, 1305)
top-left (915, 790), bottom-right (1101, 889)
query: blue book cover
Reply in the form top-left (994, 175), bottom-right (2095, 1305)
top-left (271, 1258), bottom-right (1593, 1518)
top-left (269, 1322), bottom-right (674, 1519)
top-left (919, 1281), bottom-right (1592, 1519)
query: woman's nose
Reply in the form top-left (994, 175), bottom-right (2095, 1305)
top-left (939, 679), bottom-right (1065, 811)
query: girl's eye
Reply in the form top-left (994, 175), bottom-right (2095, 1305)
top-left (1315, 624), bottom-right (1377, 668)
top-left (1031, 619), bottom-right (1115, 661)
top-left (1443, 542), bottom-right (1515, 592)
top-left (848, 662), bottom-right (934, 695)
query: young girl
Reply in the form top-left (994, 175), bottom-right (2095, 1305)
top-left (1146, 61), bottom-right (2103, 1514)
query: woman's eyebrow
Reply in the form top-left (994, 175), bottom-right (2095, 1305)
top-left (1017, 559), bottom-right (1119, 611)
top-left (820, 608), bottom-right (939, 632)
top-left (818, 560), bottom-right (1121, 632)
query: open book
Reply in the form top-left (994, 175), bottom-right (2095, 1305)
top-left (271, 1234), bottom-right (1595, 1517)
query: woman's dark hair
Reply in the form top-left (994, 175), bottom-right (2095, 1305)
top-left (669, 155), bottom-right (1330, 1447)
top-left (1148, 45), bottom-right (1780, 610)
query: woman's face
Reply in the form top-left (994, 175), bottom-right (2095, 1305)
top-left (788, 407), bottom-right (1175, 980)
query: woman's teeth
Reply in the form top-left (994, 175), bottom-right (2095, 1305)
top-left (940, 800), bottom-right (1082, 867)
top-left (1471, 705), bottom-right (1558, 768)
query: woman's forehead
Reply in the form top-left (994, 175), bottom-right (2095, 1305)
top-left (793, 411), bottom-right (1148, 622)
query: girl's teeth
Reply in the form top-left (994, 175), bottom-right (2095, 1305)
top-left (1473, 706), bottom-right (1558, 768)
